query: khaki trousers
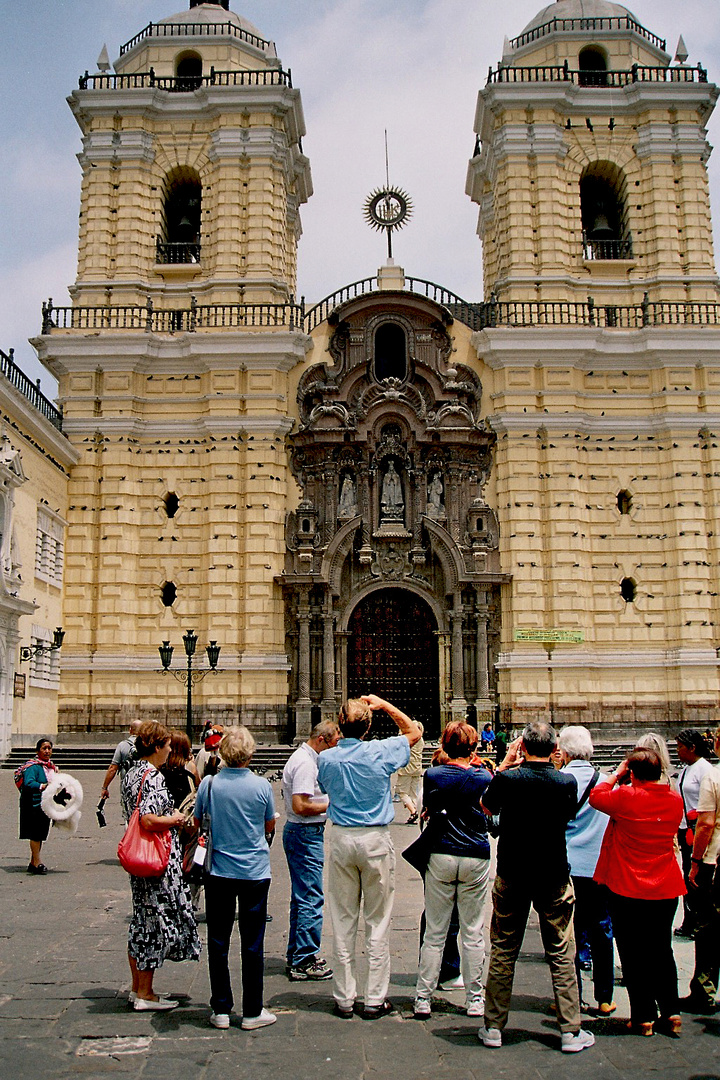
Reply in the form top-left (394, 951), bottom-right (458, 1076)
top-left (326, 825), bottom-right (395, 1009)
top-left (484, 875), bottom-right (581, 1033)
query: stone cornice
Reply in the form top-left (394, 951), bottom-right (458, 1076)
top-left (497, 647), bottom-right (719, 670)
top-left (32, 329), bottom-right (312, 379)
top-left (0, 375), bottom-right (77, 472)
top-left (487, 411), bottom-right (720, 437)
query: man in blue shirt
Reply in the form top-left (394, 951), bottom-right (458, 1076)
top-left (318, 694), bottom-right (422, 1019)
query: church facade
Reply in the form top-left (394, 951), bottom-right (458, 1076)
top-left (28, 0), bottom-right (720, 742)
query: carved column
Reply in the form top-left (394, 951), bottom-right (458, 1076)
top-left (450, 597), bottom-right (467, 721)
top-left (295, 586), bottom-right (312, 739)
top-left (321, 589), bottom-right (336, 722)
top-left (474, 589), bottom-right (492, 725)
top-left (436, 630), bottom-right (451, 732)
top-left (358, 463), bottom-right (373, 563)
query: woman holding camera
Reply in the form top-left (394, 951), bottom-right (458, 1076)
top-left (589, 747), bottom-right (685, 1036)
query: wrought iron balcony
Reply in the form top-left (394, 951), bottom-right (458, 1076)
top-left (486, 62), bottom-right (707, 86)
top-left (78, 67), bottom-right (292, 92)
top-left (156, 241), bottom-right (201, 265)
top-left (508, 14), bottom-right (665, 52)
top-left (582, 233), bottom-right (633, 261)
top-left (0, 348), bottom-right (63, 430)
top-left (119, 20), bottom-right (273, 57)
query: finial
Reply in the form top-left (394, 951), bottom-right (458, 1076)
top-left (675, 35), bottom-right (688, 64)
top-left (97, 44), bottom-right (111, 72)
top-left (363, 132), bottom-right (413, 260)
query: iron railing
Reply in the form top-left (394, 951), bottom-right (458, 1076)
top-left (78, 67), bottom-right (292, 91)
top-left (156, 241), bottom-right (201, 265)
top-left (582, 234), bottom-right (634, 261)
top-left (0, 348), bottom-right (62, 430)
top-left (508, 15), bottom-right (665, 52)
top-left (119, 20), bottom-right (273, 57)
top-left (473, 295), bottom-right (720, 330)
top-left (41, 298), bottom-right (304, 335)
top-left (40, 291), bottom-right (720, 338)
top-left (487, 62), bottom-right (707, 86)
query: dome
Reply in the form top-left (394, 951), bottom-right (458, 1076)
top-left (521, 0), bottom-right (641, 36)
top-left (158, 3), bottom-right (265, 43)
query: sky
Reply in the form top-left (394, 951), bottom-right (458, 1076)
top-left (2, 0), bottom-right (720, 391)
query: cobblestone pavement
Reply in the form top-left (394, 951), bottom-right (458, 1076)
top-left (1, 768), bottom-right (718, 1079)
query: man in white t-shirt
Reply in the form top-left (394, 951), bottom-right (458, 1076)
top-left (685, 727), bottom-right (720, 1013)
top-left (282, 719), bottom-right (340, 981)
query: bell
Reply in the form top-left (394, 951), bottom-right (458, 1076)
top-left (589, 212), bottom-right (614, 239)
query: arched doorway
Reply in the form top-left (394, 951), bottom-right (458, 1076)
top-left (347, 588), bottom-right (440, 737)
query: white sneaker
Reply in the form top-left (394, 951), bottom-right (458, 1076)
top-left (210, 1012), bottom-right (230, 1029)
top-left (439, 975), bottom-right (464, 991)
top-left (413, 997), bottom-right (432, 1018)
top-left (133, 997), bottom-right (179, 1012)
top-left (128, 991), bottom-right (137, 1005)
top-left (478, 1025), bottom-right (502, 1048)
top-left (561, 1029), bottom-right (595, 1053)
top-left (466, 997), bottom-right (485, 1018)
top-left (241, 1008), bottom-right (277, 1030)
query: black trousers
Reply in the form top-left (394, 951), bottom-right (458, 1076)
top-left (608, 891), bottom-right (679, 1023)
top-left (205, 874), bottom-right (270, 1019)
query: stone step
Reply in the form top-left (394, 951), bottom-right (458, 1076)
top-left (2, 740), bottom-right (686, 771)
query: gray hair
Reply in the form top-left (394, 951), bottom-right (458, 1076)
top-left (558, 725), bottom-right (594, 761)
top-left (522, 720), bottom-right (557, 757)
top-left (636, 731), bottom-right (671, 780)
top-left (219, 725), bottom-right (256, 767)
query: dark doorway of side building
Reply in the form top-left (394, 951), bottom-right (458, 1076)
top-left (346, 588), bottom-right (440, 738)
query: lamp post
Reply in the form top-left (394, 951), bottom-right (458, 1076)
top-left (159, 630), bottom-right (221, 742)
top-left (19, 626), bottom-right (65, 663)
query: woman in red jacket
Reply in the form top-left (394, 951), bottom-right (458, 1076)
top-left (589, 747), bottom-right (685, 1036)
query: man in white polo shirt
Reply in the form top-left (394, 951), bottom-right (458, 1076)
top-left (282, 719), bottom-right (341, 981)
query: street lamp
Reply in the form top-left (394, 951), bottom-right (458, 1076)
top-left (20, 626), bottom-right (65, 663)
top-left (159, 630), bottom-right (221, 741)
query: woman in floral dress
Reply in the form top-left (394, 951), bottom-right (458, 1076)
top-left (121, 721), bottom-right (201, 1011)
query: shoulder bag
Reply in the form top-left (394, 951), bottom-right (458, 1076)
top-left (117, 769), bottom-right (172, 878)
top-left (183, 776), bottom-right (214, 883)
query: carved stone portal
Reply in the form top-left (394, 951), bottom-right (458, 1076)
top-left (283, 291), bottom-right (508, 737)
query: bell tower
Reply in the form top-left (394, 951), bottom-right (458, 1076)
top-left (465, 0), bottom-right (720, 737)
top-left (33, 2), bottom-right (312, 739)
top-left (467, 0), bottom-right (719, 306)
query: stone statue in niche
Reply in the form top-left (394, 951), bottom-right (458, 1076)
top-left (427, 471), bottom-right (444, 518)
top-left (380, 460), bottom-right (404, 521)
top-left (338, 474), bottom-right (358, 518)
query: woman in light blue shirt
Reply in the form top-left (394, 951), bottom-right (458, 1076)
top-left (194, 726), bottom-right (276, 1032)
top-left (559, 725), bottom-right (614, 1016)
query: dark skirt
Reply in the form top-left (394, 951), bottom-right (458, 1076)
top-left (19, 798), bottom-right (51, 842)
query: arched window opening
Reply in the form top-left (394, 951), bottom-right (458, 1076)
top-left (161, 581), bottom-right (177, 607)
top-left (581, 163), bottom-right (632, 261)
top-left (157, 168), bottom-right (202, 264)
top-left (578, 46), bottom-right (608, 87)
top-left (301, 518), bottom-right (311, 533)
top-left (374, 323), bottom-right (407, 382)
top-left (175, 53), bottom-right (203, 92)
top-left (620, 577), bottom-right (636, 603)
top-left (163, 492), bottom-right (180, 519)
top-left (617, 490), bottom-right (632, 515)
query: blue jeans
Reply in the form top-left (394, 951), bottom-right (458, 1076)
top-left (283, 821), bottom-right (326, 966)
top-left (205, 874), bottom-right (270, 1018)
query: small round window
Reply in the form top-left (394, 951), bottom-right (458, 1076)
top-left (620, 577), bottom-right (636, 603)
top-left (161, 581), bottom-right (177, 607)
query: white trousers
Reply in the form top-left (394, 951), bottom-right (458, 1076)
top-left (416, 852), bottom-right (491, 1002)
top-left (326, 825), bottom-right (395, 1009)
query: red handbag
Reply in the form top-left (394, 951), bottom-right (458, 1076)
top-left (117, 769), bottom-right (172, 878)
